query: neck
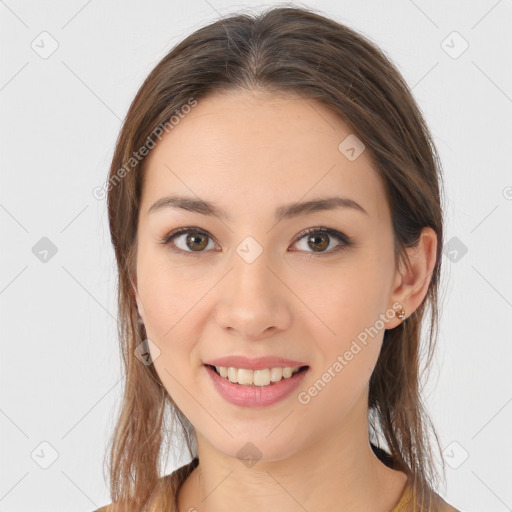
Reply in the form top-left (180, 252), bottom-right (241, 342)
top-left (177, 388), bottom-right (408, 512)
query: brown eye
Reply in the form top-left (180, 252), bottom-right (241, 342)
top-left (161, 228), bottom-right (216, 254)
top-left (161, 226), bottom-right (352, 257)
top-left (292, 227), bottom-right (350, 255)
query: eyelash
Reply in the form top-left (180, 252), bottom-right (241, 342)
top-left (158, 226), bottom-right (353, 257)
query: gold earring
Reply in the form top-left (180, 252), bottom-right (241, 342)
top-left (395, 307), bottom-right (406, 320)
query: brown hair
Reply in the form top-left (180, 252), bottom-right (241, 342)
top-left (104, 5), bottom-right (446, 511)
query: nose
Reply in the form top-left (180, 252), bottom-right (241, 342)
top-left (213, 243), bottom-right (292, 340)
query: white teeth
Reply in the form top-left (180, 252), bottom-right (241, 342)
top-left (213, 365), bottom-right (303, 386)
top-left (270, 367), bottom-right (283, 382)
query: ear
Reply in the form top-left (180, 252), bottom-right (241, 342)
top-left (387, 227), bottom-right (437, 329)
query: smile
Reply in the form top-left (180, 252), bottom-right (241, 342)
top-left (204, 364), bottom-right (310, 407)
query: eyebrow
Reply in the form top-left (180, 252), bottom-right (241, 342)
top-left (147, 194), bottom-right (368, 221)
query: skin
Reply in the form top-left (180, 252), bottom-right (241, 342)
top-left (133, 89), bottom-right (437, 512)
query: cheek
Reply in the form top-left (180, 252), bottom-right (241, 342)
top-left (318, 293), bottom-right (383, 386)
top-left (137, 266), bottom-right (200, 407)
top-left (300, 276), bottom-right (385, 422)
top-left (297, 258), bottom-right (389, 384)
top-left (137, 249), bottom-right (198, 335)
top-left (294, 258), bottom-right (389, 336)
top-left (136, 247), bottom-right (216, 375)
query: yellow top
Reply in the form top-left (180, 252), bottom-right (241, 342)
top-left (93, 465), bottom-right (462, 512)
top-left (389, 482), bottom-right (461, 512)
top-left (390, 482), bottom-right (412, 511)
top-left (92, 483), bottom-right (462, 512)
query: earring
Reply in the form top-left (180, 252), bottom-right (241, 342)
top-left (395, 307), bottom-right (406, 320)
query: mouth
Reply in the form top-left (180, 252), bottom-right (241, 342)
top-left (203, 363), bottom-right (310, 407)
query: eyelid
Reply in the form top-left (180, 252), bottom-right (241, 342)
top-left (159, 226), bottom-right (353, 256)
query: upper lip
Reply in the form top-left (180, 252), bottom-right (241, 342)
top-left (204, 356), bottom-right (308, 370)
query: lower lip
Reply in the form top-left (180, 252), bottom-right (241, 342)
top-left (204, 364), bottom-right (309, 407)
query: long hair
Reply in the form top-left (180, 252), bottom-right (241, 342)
top-left (104, 5), bottom-right (446, 511)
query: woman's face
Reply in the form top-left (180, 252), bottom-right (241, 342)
top-left (134, 89), bottom-right (403, 462)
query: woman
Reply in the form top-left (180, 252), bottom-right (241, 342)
top-left (96, 5), bottom-right (461, 511)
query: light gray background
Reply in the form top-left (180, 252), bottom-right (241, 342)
top-left (1, 1), bottom-right (511, 511)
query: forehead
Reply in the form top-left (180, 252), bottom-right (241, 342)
top-left (141, 90), bottom-right (388, 222)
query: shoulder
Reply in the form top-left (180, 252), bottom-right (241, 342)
top-left (91, 457), bottom-right (199, 512)
top-left (396, 484), bottom-right (461, 512)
